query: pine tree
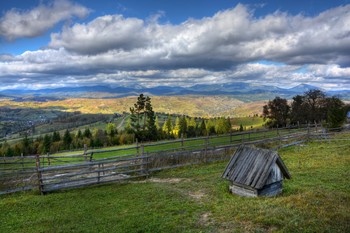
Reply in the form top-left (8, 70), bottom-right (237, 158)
top-left (83, 128), bottom-right (92, 138)
top-left (162, 115), bottom-right (173, 135)
top-left (129, 94), bottom-right (157, 141)
top-left (76, 129), bottom-right (83, 139)
top-left (206, 119), bottom-right (216, 135)
top-left (200, 120), bottom-right (207, 136)
top-left (146, 103), bottom-right (157, 140)
top-left (52, 131), bottom-right (61, 142)
top-left (179, 116), bottom-right (187, 137)
top-left (63, 129), bottom-right (72, 149)
top-left (43, 134), bottom-right (52, 153)
top-left (174, 116), bottom-right (180, 130)
top-left (155, 116), bottom-right (160, 130)
top-left (22, 134), bottom-right (30, 155)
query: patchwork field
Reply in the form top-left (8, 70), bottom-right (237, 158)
top-left (0, 95), bottom-right (262, 117)
top-left (1, 132), bottom-right (349, 232)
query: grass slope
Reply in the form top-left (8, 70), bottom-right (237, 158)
top-left (0, 96), bottom-right (250, 117)
top-left (1, 133), bottom-right (349, 232)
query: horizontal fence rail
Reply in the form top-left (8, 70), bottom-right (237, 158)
top-left (1, 124), bottom-right (346, 195)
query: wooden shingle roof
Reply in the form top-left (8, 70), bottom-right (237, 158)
top-left (222, 146), bottom-right (291, 189)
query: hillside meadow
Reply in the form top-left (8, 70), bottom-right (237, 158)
top-left (0, 95), bottom-right (264, 117)
top-left (1, 132), bottom-right (349, 232)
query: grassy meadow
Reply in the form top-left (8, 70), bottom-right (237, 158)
top-left (1, 132), bottom-right (349, 232)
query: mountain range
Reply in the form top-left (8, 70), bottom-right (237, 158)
top-left (1, 83), bottom-right (349, 102)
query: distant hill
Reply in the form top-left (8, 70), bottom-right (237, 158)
top-left (1, 82), bottom-right (349, 101)
top-left (0, 96), bottom-right (248, 117)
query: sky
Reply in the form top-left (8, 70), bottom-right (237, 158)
top-left (0, 0), bottom-right (350, 91)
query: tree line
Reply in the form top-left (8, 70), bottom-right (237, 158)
top-left (3, 91), bottom-right (346, 156)
top-left (263, 89), bottom-right (349, 128)
top-left (0, 126), bottom-right (135, 156)
top-left (126, 94), bottom-right (232, 141)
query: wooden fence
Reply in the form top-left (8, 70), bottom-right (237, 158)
top-left (0, 125), bottom-right (326, 195)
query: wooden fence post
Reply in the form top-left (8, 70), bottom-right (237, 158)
top-left (98, 163), bottom-right (101, 183)
top-left (47, 153), bottom-right (51, 166)
top-left (84, 144), bottom-right (88, 162)
top-left (140, 144), bottom-right (145, 173)
top-left (181, 133), bottom-right (184, 150)
top-left (35, 154), bottom-right (44, 195)
top-left (205, 135), bottom-right (209, 156)
top-left (144, 151), bottom-right (149, 177)
top-left (21, 153), bottom-right (24, 171)
top-left (314, 121), bottom-right (318, 133)
top-left (136, 138), bottom-right (139, 156)
top-left (141, 144), bottom-right (144, 156)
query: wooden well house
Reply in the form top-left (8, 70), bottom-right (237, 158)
top-left (222, 146), bottom-right (291, 197)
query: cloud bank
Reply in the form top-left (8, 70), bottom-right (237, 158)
top-left (0, 3), bottom-right (349, 91)
top-left (0, 0), bottom-right (89, 40)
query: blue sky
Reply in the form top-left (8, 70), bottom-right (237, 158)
top-left (0, 0), bottom-right (350, 91)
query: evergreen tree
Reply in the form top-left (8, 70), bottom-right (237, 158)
top-left (206, 119), bottom-right (216, 135)
top-left (162, 115), bottom-right (173, 135)
top-left (199, 120), bottom-right (206, 136)
top-left (76, 129), bottom-right (83, 139)
top-left (188, 117), bottom-right (197, 128)
top-left (155, 116), bottom-right (160, 130)
top-left (187, 117), bottom-right (197, 137)
top-left (239, 124), bottom-right (244, 132)
top-left (174, 116), bottom-right (180, 131)
top-left (146, 102), bottom-right (157, 140)
top-left (179, 116), bottom-right (188, 137)
top-left (21, 134), bottom-right (30, 155)
top-left (63, 129), bottom-right (72, 149)
top-left (129, 94), bottom-right (157, 141)
top-left (6, 147), bottom-right (15, 156)
top-left (225, 118), bottom-right (232, 133)
top-left (93, 129), bottom-right (107, 147)
top-left (52, 131), bottom-right (61, 142)
top-left (43, 134), bottom-right (52, 153)
top-left (83, 128), bottom-right (92, 138)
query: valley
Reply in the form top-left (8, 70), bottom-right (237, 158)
top-left (0, 95), bottom-right (261, 117)
top-left (0, 95), bottom-right (265, 150)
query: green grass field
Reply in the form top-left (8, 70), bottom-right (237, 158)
top-left (48, 128), bottom-right (288, 162)
top-left (1, 132), bottom-right (349, 232)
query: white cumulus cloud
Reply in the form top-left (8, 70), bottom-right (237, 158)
top-left (0, 0), bottom-right (90, 40)
top-left (1, 4), bottom-right (350, 90)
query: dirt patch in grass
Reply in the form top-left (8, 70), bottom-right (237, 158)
top-left (198, 212), bottom-right (212, 226)
top-left (132, 178), bottom-right (191, 184)
top-left (189, 191), bottom-right (206, 200)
